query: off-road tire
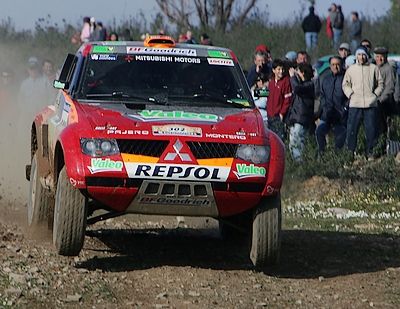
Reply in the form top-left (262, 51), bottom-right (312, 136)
top-left (250, 194), bottom-right (281, 267)
top-left (28, 153), bottom-right (51, 227)
top-left (53, 166), bottom-right (87, 256)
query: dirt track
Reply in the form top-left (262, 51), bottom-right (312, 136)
top-left (0, 203), bottom-right (399, 308)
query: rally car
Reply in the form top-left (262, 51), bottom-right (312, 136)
top-left (26, 35), bottom-right (285, 267)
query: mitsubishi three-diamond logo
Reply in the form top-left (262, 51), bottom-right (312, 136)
top-left (164, 140), bottom-right (192, 162)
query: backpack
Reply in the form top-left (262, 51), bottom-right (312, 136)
top-left (333, 12), bottom-right (344, 29)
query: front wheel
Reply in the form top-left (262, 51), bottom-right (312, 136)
top-left (250, 194), bottom-right (282, 267)
top-left (53, 166), bottom-right (87, 256)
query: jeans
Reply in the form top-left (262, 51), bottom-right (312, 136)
top-left (332, 28), bottom-right (342, 50)
top-left (289, 123), bottom-right (306, 161)
top-left (350, 39), bottom-right (359, 54)
top-left (305, 32), bottom-right (318, 51)
top-left (268, 116), bottom-right (286, 142)
top-left (346, 107), bottom-right (379, 155)
top-left (315, 120), bottom-right (346, 152)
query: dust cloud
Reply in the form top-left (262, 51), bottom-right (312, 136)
top-left (0, 43), bottom-right (57, 218)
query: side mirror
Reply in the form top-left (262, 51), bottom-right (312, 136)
top-left (254, 88), bottom-right (269, 98)
top-left (53, 80), bottom-right (70, 90)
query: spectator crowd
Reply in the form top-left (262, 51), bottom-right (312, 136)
top-left (1, 5), bottom-right (399, 167)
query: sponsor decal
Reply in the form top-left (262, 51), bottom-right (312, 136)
top-left (139, 196), bottom-right (210, 206)
top-left (127, 46), bottom-right (197, 56)
top-left (106, 129), bottom-right (149, 135)
top-left (130, 110), bottom-right (219, 122)
top-left (133, 55), bottom-right (200, 64)
top-left (205, 133), bottom-right (246, 140)
top-left (101, 41), bottom-right (126, 46)
top-left (207, 50), bottom-right (231, 59)
top-left (207, 58), bottom-right (234, 66)
top-left (69, 178), bottom-right (85, 187)
top-left (90, 54), bottom-right (117, 61)
top-left (88, 158), bottom-right (123, 174)
top-left (163, 140), bottom-right (192, 162)
top-left (92, 46), bottom-right (115, 53)
top-left (152, 124), bottom-right (202, 137)
top-left (234, 163), bottom-right (266, 179)
top-left (124, 162), bottom-right (230, 182)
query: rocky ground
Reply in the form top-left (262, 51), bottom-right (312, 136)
top-left (0, 191), bottom-right (399, 309)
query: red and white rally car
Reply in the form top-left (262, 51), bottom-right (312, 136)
top-left (27, 35), bottom-right (285, 267)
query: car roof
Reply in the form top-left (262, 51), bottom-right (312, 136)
top-left (79, 39), bottom-right (233, 59)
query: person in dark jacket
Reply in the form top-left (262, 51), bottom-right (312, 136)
top-left (316, 56), bottom-right (348, 153)
top-left (247, 49), bottom-right (272, 87)
top-left (287, 63), bottom-right (315, 161)
top-left (301, 6), bottom-right (322, 52)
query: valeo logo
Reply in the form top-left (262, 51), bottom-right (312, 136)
top-left (92, 46), bottom-right (115, 53)
top-left (88, 158), bottom-right (123, 174)
top-left (136, 110), bottom-right (219, 122)
top-left (207, 50), bottom-right (231, 59)
top-left (234, 163), bottom-right (266, 179)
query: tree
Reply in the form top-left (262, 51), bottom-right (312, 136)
top-left (391, 0), bottom-right (400, 18)
top-left (155, 0), bottom-right (259, 33)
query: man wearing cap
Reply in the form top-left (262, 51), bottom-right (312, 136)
top-left (374, 46), bottom-right (397, 135)
top-left (338, 42), bottom-right (350, 70)
top-left (342, 46), bottom-right (384, 159)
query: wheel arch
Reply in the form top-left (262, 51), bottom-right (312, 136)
top-left (54, 141), bottom-right (65, 185)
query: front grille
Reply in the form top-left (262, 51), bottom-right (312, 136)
top-left (117, 139), bottom-right (168, 157)
top-left (187, 142), bottom-right (238, 159)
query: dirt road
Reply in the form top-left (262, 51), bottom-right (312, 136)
top-left (0, 201), bottom-right (399, 308)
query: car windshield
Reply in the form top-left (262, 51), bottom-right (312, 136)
top-left (76, 53), bottom-right (254, 107)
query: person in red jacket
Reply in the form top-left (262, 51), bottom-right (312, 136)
top-left (267, 59), bottom-right (292, 141)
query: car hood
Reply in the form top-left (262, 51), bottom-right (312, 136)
top-left (77, 102), bottom-right (265, 142)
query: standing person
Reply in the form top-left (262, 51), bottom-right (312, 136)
top-left (338, 42), bottom-right (351, 70)
top-left (185, 30), bottom-right (197, 44)
top-left (301, 6), bottom-right (322, 52)
top-left (200, 33), bottom-right (213, 46)
top-left (342, 47), bottom-right (384, 159)
top-left (246, 49), bottom-right (271, 87)
top-left (18, 57), bottom-right (54, 166)
top-left (267, 59), bottom-right (292, 141)
top-left (316, 56), bottom-right (348, 153)
top-left (332, 5), bottom-right (344, 50)
top-left (80, 16), bottom-right (91, 43)
top-left (326, 7), bottom-right (334, 47)
top-left (349, 12), bottom-right (362, 53)
top-left (91, 21), bottom-right (107, 41)
top-left (374, 47), bottom-right (397, 136)
top-left (286, 63), bottom-right (315, 161)
top-left (251, 73), bottom-right (269, 123)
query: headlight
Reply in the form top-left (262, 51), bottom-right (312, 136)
top-left (81, 138), bottom-right (119, 157)
top-left (236, 144), bottom-right (270, 164)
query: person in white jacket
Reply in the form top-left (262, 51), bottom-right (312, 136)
top-left (342, 46), bottom-right (384, 159)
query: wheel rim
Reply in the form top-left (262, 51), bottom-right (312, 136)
top-left (52, 181), bottom-right (61, 246)
top-left (28, 157), bottom-right (37, 225)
